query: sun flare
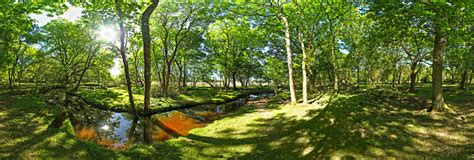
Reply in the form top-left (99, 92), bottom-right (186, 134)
top-left (98, 25), bottom-right (117, 42)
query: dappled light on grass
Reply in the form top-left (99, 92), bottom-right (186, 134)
top-left (1, 85), bottom-right (472, 159)
top-left (162, 87), bottom-right (473, 159)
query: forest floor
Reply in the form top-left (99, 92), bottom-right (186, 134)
top-left (0, 84), bottom-right (473, 159)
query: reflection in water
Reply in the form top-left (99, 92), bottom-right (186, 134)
top-left (154, 128), bottom-right (172, 141)
top-left (76, 127), bottom-right (96, 140)
top-left (72, 93), bottom-right (273, 148)
top-left (72, 107), bottom-right (142, 148)
top-left (156, 111), bottom-right (204, 136)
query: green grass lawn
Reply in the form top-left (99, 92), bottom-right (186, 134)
top-left (152, 86), bottom-right (473, 159)
top-left (1, 85), bottom-right (473, 159)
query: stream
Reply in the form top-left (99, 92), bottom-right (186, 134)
top-left (71, 93), bottom-right (274, 148)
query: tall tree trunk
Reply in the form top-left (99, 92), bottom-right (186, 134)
top-left (328, 21), bottom-right (338, 90)
top-left (451, 69), bottom-right (455, 84)
top-left (356, 66), bottom-right (360, 85)
top-left (429, 24), bottom-right (447, 112)
top-left (468, 71), bottom-right (473, 90)
top-left (331, 46), bottom-right (338, 90)
top-left (298, 32), bottom-right (308, 104)
top-left (392, 65), bottom-right (397, 88)
top-left (182, 62), bottom-right (187, 87)
top-left (127, 116), bottom-right (139, 143)
top-left (8, 69), bottom-right (13, 89)
top-left (8, 43), bottom-right (22, 90)
top-left (161, 65), bottom-right (166, 95)
top-left (280, 14), bottom-right (296, 104)
top-left (398, 68), bottom-right (402, 84)
top-left (49, 75), bottom-right (72, 129)
top-left (163, 62), bottom-right (172, 97)
top-left (460, 69), bottom-right (467, 90)
top-left (177, 61), bottom-right (183, 88)
top-left (232, 72), bottom-right (237, 90)
top-left (141, 0), bottom-right (159, 144)
top-left (9, 63), bottom-right (16, 89)
top-left (409, 63), bottom-right (417, 93)
top-left (49, 110), bottom-right (68, 129)
top-left (17, 69), bottom-right (21, 87)
top-left (223, 71), bottom-right (228, 93)
top-left (134, 50), bottom-right (143, 87)
top-left (115, 0), bottom-right (138, 117)
top-left (239, 78), bottom-right (245, 89)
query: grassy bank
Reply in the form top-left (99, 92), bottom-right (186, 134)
top-left (1, 85), bottom-right (473, 159)
top-left (77, 86), bottom-right (274, 114)
top-left (151, 86), bottom-right (473, 159)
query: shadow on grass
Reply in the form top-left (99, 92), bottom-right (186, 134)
top-left (79, 89), bottom-right (121, 105)
top-left (181, 88), bottom-right (473, 159)
top-left (0, 93), bottom-right (119, 159)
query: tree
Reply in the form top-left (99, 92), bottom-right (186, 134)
top-left (140, 0), bottom-right (159, 144)
top-left (321, 2), bottom-right (351, 90)
top-left (41, 19), bottom-right (103, 127)
top-left (114, 0), bottom-right (139, 117)
top-left (151, 3), bottom-right (202, 97)
top-left (270, 2), bottom-right (297, 104)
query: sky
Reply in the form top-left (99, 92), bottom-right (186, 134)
top-left (29, 6), bottom-right (84, 26)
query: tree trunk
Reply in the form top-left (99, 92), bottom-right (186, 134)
top-left (17, 69), bottom-right (21, 87)
top-left (298, 32), bottom-right (308, 104)
top-left (239, 78), bottom-right (245, 89)
top-left (49, 89), bottom-right (72, 129)
top-left (468, 71), bottom-right (473, 91)
top-left (223, 71), bottom-right (228, 93)
top-left (280, 14), bottom-right (296, 104)
top-left (356, 67), bottom-right (360, 85)
top-left (460, 69), bottom-right (467, 90)
top-left (409, 63), bottom-right (417, 93)
top-left (429, 24), bottom-right (447, 112)
top-left (8, 63), bottom-right (16, 89)
top-left (331, 48), bottom-right (338, 90)
top-left (8, 43), bottom-right (22, 90)
top-left (203, 78), bottom-right (214, 88)
top-left (134, 51), bottom-right (143, 87)
top-left (398, 68), bottom-right (402, 84)
top-left (451, 69), bottom-right (455, 84)
top-left (328, 20), bottom-right (338, 90)
top-left (182, 62), bottom-right (187, 87)
top-left (177, 69), bottom-right (181, 88)
top-left (232, 72), bottom-right (237, 90)
top-left (141, 0), bottom-right (159, 144)
top-left (127, 116), bottom-right (139, 143)
top-left (163, 62), bottom-right (172, 97)
top-left (115, 0), bottom-right (138, 117)
top-left (392, 66), bottom-right (397, 88)
top-left (48, 110), bottom-right (68, 129)
top-left (176, 60), bottom-right (183, 88)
